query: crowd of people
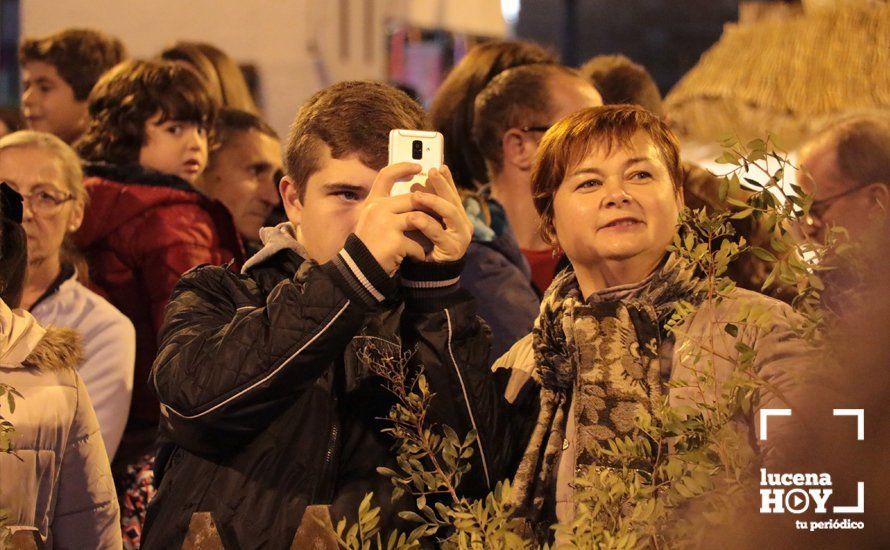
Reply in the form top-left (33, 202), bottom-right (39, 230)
top-left (0, 23), bottom-right (887, 550)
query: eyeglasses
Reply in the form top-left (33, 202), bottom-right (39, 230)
top-left (802, 184), bottom-right (867, 226)
top-left (520, 125), bottom-right (551, 134)
top-left (20, 189), bottom-right (75, 215)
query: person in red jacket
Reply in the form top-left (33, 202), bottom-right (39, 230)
top-left (72, 60), bottom-right (243, 513)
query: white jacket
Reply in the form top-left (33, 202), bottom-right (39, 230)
top-left (0, 300), bottom-right (121, 548)
top-left (31, 268), bottom-right (135, 459)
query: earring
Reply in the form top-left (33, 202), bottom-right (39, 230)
top-left (552, 244), bottom-right (562, 258)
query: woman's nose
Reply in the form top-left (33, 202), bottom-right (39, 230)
top-left (21, 197), bottom-right (36, 220)
top-left (602, 180), bottom-right (632, 207)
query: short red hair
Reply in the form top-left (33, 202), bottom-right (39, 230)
top-left (532, 104), bottom-right (683, 245)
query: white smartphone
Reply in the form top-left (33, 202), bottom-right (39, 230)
top-left (388, 129), bottom-right (444, 196)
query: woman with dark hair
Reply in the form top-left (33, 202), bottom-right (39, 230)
top-left (428, 40), bottom-right (558, 362)
top-left (430, 40), bottom-right (558, 190)
top-left (0, 185), bottom-right (28, 305)
top-left (0, 183), bottom-right (121, 548)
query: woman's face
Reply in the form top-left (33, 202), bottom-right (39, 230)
top-left (0, 146), bottom-right (83, 266)
top-left (551, 132), bottom-right (681, 276)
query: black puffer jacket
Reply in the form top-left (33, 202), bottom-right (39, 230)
top-left (141, 224), bottom-right (503, 549)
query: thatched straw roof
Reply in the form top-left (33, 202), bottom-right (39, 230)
top-left (665, 5), bottom-right (890, 149)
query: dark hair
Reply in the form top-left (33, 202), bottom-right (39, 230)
top-left (75, 59), bottom-right (217, 166)
top-left (160, 41), bottom-right (259, 114)
top-left (213, 108), bottom-right (278, 149)
top-left (532, 105), bottom-right (683, 245)
top-left (429, 40), bottom-right (558, 188)
top-left (208, 108), bottom-right (279, 171)
top-left (0, 107), bottom-right (25, 135)
top-left (579, 54), bottom-right (663, 117)
top-left (0, 186), bottom-right (28, 308)
top-left (472, 64), bottom-right (582, 176)
top-left (19, 28), bottom-right (127, 101)
top-left (285, 81), bottom-right (426, 200)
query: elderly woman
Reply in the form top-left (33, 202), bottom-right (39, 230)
top-left (0, 130), bottom-right (134, 459)
top-left (493, 105), bottom-right (814, 535)
top-left (0, 182), bottom-right (121, 547)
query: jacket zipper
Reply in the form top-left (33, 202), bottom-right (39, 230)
top-left (317, 415), bottom-right (339, 502)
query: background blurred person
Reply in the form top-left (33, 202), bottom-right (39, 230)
top-left (429, 40), bottom-right (557, 190)
top-left (0, 106), bottom-right (25, 138)
top-left (73, 58), bottom-right (243, 458)
top-left (196, 108), bottom-right (281, 253)
top-left (797, 111), bottom-right (890, 313)
top-left (579, 53), bottom-right (665, 118)
top-left (473, 63), bottom-right (602, 294)
top-left (0, 130), bottom-right (135, 460)
top-left (19, 28), bottom-right (127, 144)
top-left (798, 112), bottom-right (890, 245)
top-left (74, 59), bottom-right (244, 546)
top-left (160, 41), bottom-right (259, 113)
top-left (0, 182), bottom-right (121, 549)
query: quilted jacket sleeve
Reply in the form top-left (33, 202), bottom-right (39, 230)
top-left (152, 235), bottom-right (398, 455)
top-left (51, 373), bottom-right (122, 549)
top-left (397, 259), bottom-right (519, 497)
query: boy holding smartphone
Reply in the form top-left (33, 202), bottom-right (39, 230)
top-left (142, 81), bottom-right (502, 548)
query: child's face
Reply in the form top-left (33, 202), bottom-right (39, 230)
top-left (21, 61), bottom-right (88, 144)
top-left (138, 112), bottom-right (208, 184)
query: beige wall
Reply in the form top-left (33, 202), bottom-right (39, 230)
top-left (21, 0), bottom-right (390, 137)
top-left (21, 0), bottom-right (506, 135)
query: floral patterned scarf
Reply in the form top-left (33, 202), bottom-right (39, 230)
top-left (511, 253), bottom-right (703, 533)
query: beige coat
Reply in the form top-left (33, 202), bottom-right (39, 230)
top-left (0, 302), bottom-right (121, 548)
top-left (497, 287), bottom-right (819, 524)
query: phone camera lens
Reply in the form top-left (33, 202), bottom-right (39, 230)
top-left (412, 140), bottom-right (423, 160)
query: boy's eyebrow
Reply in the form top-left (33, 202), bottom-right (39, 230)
top-left (321, 182), bottom-right (366, 193)
top-left (24, 76), bottom-right (53, 85)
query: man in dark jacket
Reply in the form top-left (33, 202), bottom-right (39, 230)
top-left (142, 81), bottom-right (501, 549)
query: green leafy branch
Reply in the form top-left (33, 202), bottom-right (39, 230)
top-left (331, 343), bottom-right (527, 549)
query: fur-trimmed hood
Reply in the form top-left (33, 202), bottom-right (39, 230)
top-left (22, 326), bottom-right (83, 371)
top-left (0, 299), bottom-right (82, 371)
top-left (0, 300), bottom-right (119, 548)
